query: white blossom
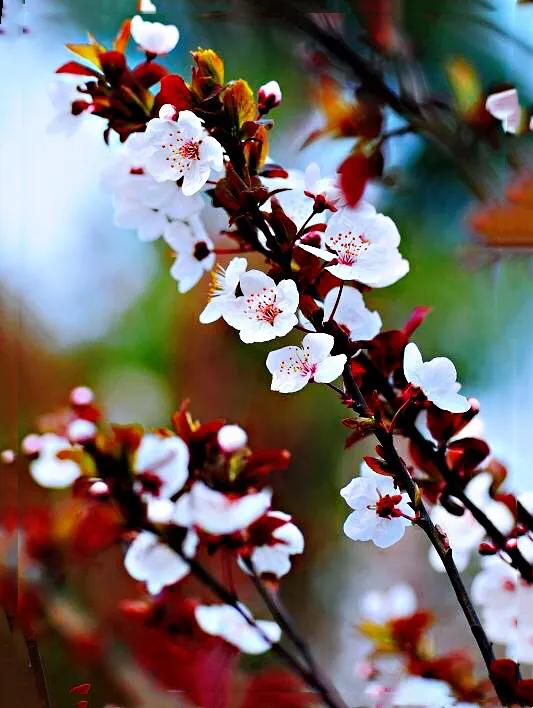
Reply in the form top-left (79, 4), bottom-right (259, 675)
top-left (164, 215), bottom-right (215, 292)
top-left (266, 333), bottom-right (346, 394)
top-left (47, 80), bottom-right (91, 137)
top-left (133, 433), bottom-right (189, 501)
top-left (195, 603), bottom-right (281, 654)
top-left (224, 270), bottom-right (299, 343)
top-left (199, 257), bottom-right (248, 324)
top-left (138, 0), bottom-right (157, 13)
top-left (298, 202), bottom-right (409, 287)
top-left (130, 15), bottom-right (179, 55)
top-left (322, 286), bottom-right (381, 341)
top-left (173, 481), bottom-right (272, 535)
top-left (341, 465), bottom-right (412, 548)
top-left (217, 424), bottom-right (248, 453)
top-left (392, 677), bottom-right (456, 707)
top-left (239, 512), bottom-right (304, 578)
top-left (67, 418), bottom-right (97, 443)
top-left (142, 110), bottom-right (224, 193)
top-left (360, 583), bottom-right (417, 624)
top-left (485, 89), bottom-right (521, 134)
top-left (124, 529), bottom-right (197, 595)
top-left (403, 342), bottom-right (469, 413)
top-left (29, 434), bottom-right (81, 489)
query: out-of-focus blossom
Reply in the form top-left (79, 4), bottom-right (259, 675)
top-left (322, 286), bottom-right (381, 341)
top-left (258, 80), bottom-right (282, 114)
top-left (47, 80), bottom-right (92, 137)
top-left (67, 418), bottom-right (97, 443)
top-left (70, 386), bottom-right (94, 406)
top-left (194, 603), bottom-right (281, 654)
top-left (164, 215), bottom-right (215, 292)
top-left (225, 270), bottom-right (299, 343)
top-left (266, 333), bottom-right (347, 393)
top-left (173, 481), bottom-right (272, 535)
top-left (124, 529), bottom-right (197, 595)
top-left (403, 342), bottom-right (470, 413)
top-left (429, 473), bottom-right (513, 572)
top-left (217, 424), bottom-right (248, 453)
top-left (199, 257), bottom-right (248, 324)
top-left (29, 434), bottom-right (81, 489)
top-left (130, 15), bottom-right (179, 55)
top-left (299, 202), bottom-right (408, 287)
top-left (392, 676), bottom-right (456, 706)
top-left (340, 466), bottom-right (412, 548)
top-left (142, 110), bottom-right (224, 192)
top-left (240, 511), bottom-right (304, 578)
top-left (138, 0), bottom-right (157, 13)
top-left (133, 433), bottom-right (189, 501)
top-left (485, 89), bottom-right (521, 134)
top-left (360, 583), bottom-right (417, 624)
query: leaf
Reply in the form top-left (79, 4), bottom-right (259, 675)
top-left (223, 79), bottom-right (256, 131)
top-left (445, 438), bottom-right (490, 476)
top-left (113, 18), bottom-right (131, 54)
top-left (56, 61), bottom-right (101, 78)
top-left (154, 74), bottom-right (192, 114)
top-left (191, 47), bottom-right (224, 85)
top-left (244, 123), bottom-right (269, 173)
top-left (402, 306), bottom-right (432, 337)
top-left (446, 57), bottom-right (482, 117)
top-left (66, 43), bottom-right (103, 69)
top-left (133, 61), bottom-right (169, 89)
top-left (339, 152), bottom-right (369, 206)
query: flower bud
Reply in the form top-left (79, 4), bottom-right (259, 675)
top-left (478, 541), bottom-right (497, 555)
top-left (158, 103), bottom-right (177, 121)
top-left (258, 80), bottom-right (282, 114)
top-left (217, 424), bottom-right (248, 453)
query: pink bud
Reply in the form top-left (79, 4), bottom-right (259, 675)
top-left (68, 418), bottom-right (97, 443)
top-left (1, 449), bottom-right (15, 464)
top-left (258, 80), bottom-right (282, 114)
top-left (70, 386), bottom-right (94, 406)
top-left (217, 424), bottom-right (248, 453)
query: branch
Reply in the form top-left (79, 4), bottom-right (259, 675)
top-left (24, 636), bottom-right (51, 708)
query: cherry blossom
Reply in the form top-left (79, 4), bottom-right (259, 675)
top-left (266, 333), bottom-right (347, 393)
top-left (322, 286), bottom-right (381, 341)
top-left (47, 80), bottom-right (92, 137)
top-left (224, 270), bottom-right (299, 343)
top-left (240, 512), bottom-right (305, 578)
top-left (133, 433), bottom-right (189, 504)
top-left (199, 257), bottom-right (248, 324)
top-left (67, 418), bottom-right (97, 443)
top-left (124, 529), bottom-right (197, 595)
top-left (340, 465), bottom-right (412, 548)
top-left (173, 481), bottom-right (272, 535)
top-left (217, 424), bottom-right (248, 453)
top-left (360, 583), bottom-right (416, 624)
top-left (164, 215), bottom-right (215, 292)
top-left (485, 89), bottom-right (521, 134)
top-left (194, 603), bottom-right (281, 654)
top-left (142, 109), bottom-right (224, 193)
top-left (392, 677), bottom-right (457, 707)
top-left (403, 342), bottom-right (470, 413)
top-left (130, 15), bottom-right (179, 55)
top-left (138, 0), bottom-right (157, 13)
top-left (429, 473), bottom-right (513, 573)
top-left (258, 80), bottom-right (282, 113)
top-left (29, 434), bottom-right (81, 489)
top-left (298, 202), bottom-right (409, 287)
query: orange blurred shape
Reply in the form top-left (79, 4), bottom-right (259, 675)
top-left (470, 172), bottom-right (533, 247)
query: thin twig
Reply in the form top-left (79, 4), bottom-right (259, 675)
top-left (24, 636), bottom-right (51, 708)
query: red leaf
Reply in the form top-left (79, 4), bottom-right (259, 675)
top-left (154, 74), bottom-right (192, 114)
top-left (56, 61), bottom-right (101, 78)
top-left (445, 438), bottom-right (490, 476)
top-left (133, 61), bottom-right (169, 89)
top-left (69, 683), bottom-right (91, 695)
top-left (402, 306), bottom-right (432, 337)
top-left (338, 152), bottom-right (368, 207)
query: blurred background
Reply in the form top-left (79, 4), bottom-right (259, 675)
top-left (1, 0), bottom-right (533, 705)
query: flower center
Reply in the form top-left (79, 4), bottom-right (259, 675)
top-left (135, 472), bottom-right (163, 497)
top-left (277, 351), bottom-right (317, 378)
top-left (502, 579), bottom-right (516, 592)
top-left (373, 493), bottom-right (403, 519)
top-left (330, 232), bottom-right (370, 266)
top-left (178, 139), bottom-right (200, 161)
top-left (245, 288), bottom-right (282, 325)
top-left (194, 241), bottom-right (211, 262)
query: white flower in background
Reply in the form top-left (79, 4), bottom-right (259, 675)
top-left (239, 512), bottom-right (305, 578)
top-left (138, 0), bottom-right (157, 13)
top-left (164, 215), bottom-right (215, 292)
top-left (360, 583), bottom-right (417, 624)
top-left (403, 342), bottom-right (469, 413)
top-left (29, 434), bottom-right (81, 489)
top-left (263, 165), bottom-right (340, 230)
top-left (322, 286), bottom-right (381, 341)
top-left (341, 465), bottom-right (412, 548)
top-left (266, 333), bottom-right (347, 393)
top-left (472, 557), bottom-right (533, 663)
top-left (142, 110), bottom-right (224, 193)
top-left (429, 473), bottom-right (513, 573)
top-left (224, 270), bottom-right (299, 343)
top-left (195, 603), bottom-right (281, 654)
top-left (133, 433), bottom-right (189, 502)
top-left (173, 481), bottom-right (272, 535)
top-left (258, 80), bottom-right (282, 112)
top-left (217, 424), bottom-right (248, 453)
top-left (130, 15), bottom-right (179, 55)
top-left (298, 202), bottom-right (409, 287)
top-left (124, 529), bottom-right (197, 595)
top-left (199, 257), bottom-right (248, 324)
top-left (392, 677), bottom-right (456, 707)
top-left (47, 80), bottom-right (92, 137)
top-left (66, 418), bottom-right (97, 443)
top-left (485, 89), bottom-right (521, 134)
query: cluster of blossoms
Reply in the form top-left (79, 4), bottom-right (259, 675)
top-left (26, 6), bottom-right (533, 705)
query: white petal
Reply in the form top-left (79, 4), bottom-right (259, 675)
top-left (314, 354), bottom-right (347, 383)
top-left (403, 342), bottom-right (424, 386)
